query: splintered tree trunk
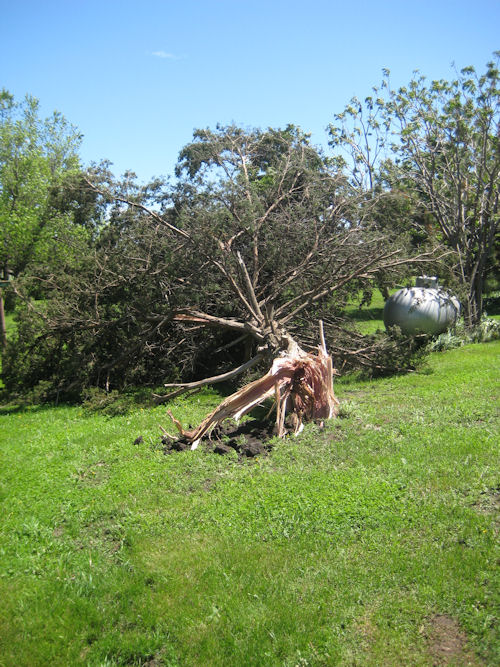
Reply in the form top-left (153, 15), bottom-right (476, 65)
top-left (164, 323), bottom-right (339, 449)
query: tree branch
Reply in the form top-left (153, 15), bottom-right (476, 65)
top-left (173, 309), bottom-right (265, 340)
top-left (153, 353), bottom-right (264, 403)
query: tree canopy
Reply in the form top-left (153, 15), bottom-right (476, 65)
top-left (0, 90), bottom-right (84, 278)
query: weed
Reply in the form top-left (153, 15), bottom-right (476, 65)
top-left (336, 399), bottom-right (359, 419)
top-left (81, 387), bottom-right (135, 416)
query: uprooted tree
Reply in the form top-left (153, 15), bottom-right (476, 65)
top-left (82, 124), bottom-right (445, 446)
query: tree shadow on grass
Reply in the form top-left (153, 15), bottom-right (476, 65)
top-left (0, 401), bottom-right (63, 416)
top-left (345, 306), bottom-right (385, 323)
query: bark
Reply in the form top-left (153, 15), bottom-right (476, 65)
top-left (0, 288), bottom-right (6, 350)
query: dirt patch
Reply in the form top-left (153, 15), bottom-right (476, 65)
top-left (354, 612), bottom-right (377, 647)
top-left (79, 512), bottom-right (128, 558)
top-left (424, 614), bottom-right (483, 666)
top-left (472, 486), bottom-right (500, 518)
top-left (140, 652), bottom-right (166, 667)
top-left (52, 526), bottom-right (64, 538)
top-left (160, 418), bottom-right (277, 458)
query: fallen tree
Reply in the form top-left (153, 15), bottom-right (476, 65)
top-left (73, 125), bottom-right (448, 442)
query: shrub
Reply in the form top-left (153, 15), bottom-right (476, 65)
top-left (428, 317), bottom-right (500, 352)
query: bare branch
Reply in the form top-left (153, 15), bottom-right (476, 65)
top-left (173, 309), bottom-right (265, 340)
top-left (153, 353), bottom-right (264, 404)
top-left (236, 251), bottom-right (265, 323)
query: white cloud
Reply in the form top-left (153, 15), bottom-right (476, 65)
top-left (151, 50), bottom-right (182, 60)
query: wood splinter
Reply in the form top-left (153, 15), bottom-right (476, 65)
top-left (163, 321), bottom-right (339, 450)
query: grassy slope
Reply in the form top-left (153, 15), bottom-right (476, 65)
top-left (0, 342), bottom-right (499, 666)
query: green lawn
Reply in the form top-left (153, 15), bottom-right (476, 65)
top-left (343, 289), bottom-right (387, 334)
top-left (0, 342), bottom-right (499, 665)
top-left (2, 310), bottom-right (16, 337)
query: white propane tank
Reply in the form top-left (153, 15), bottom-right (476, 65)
top-left (383, 277), bottom-right (460, 336)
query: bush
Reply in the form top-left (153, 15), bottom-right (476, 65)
top-left (484, 292), bottom-right (500, 315)
top-left (428, 317), bottom-right (500, 352)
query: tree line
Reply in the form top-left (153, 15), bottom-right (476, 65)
top-left (1, 54), bottom-right (498, 403)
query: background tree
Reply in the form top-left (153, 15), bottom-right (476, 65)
top-left (0, 90), bottom-right (84, 346)
top-left (329, 54), bottom-right (500, 326)
top-left (0, 90), bottom-right (83, 276)
top-left (385, 54), bottom-right (500, 325)
top-left (327, 86), bottom-right (437, 303)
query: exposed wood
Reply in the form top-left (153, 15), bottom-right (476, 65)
top-left (164, 333), bottom-right (339, 449)
top-left (318, 319), bottom-right (327, 354)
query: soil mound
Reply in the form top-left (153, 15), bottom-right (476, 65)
top-left (160, 418), bottom-right (276, 457)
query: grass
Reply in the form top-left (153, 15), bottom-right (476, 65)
top-left (343, 289), bottom-right (388, 335)
top-left (2, 309), bottom-right (16, 338)
top-left (0, 310), bottom-right (16, 387)
top-left (0, 340), bottom-right (499, 665)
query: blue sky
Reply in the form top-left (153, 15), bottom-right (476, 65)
top-left (2, 0), bottom-right (498, 183)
